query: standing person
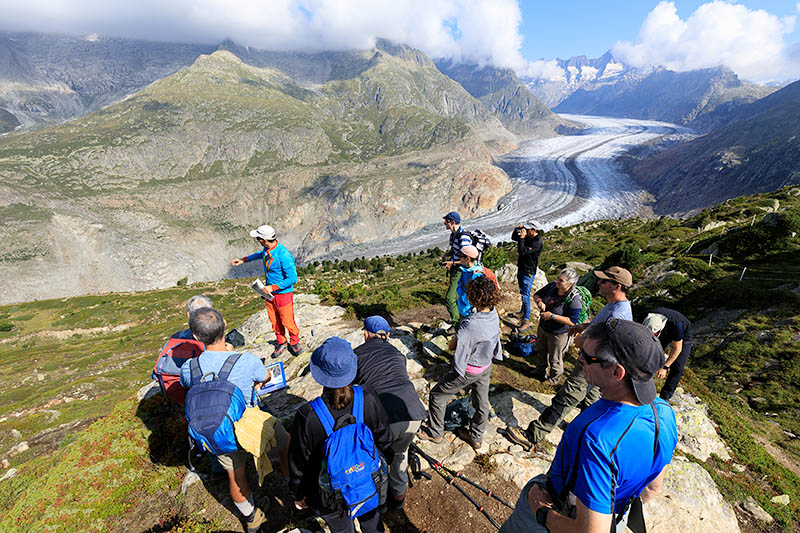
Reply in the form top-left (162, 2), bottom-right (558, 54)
top-left (509, 221), bottom-right (543, 331)
top-left (505, 266), bottom-right (633, 450)
top-left (643, 308), bottom-right (693, 401)
top-left (231, 224), bottom-right (301, 357)
top-left (418, 276), bottom-right (501, 450)
top-left (179, 307), bottom-right (271, 533)
top-left (288, 337), bottom-right (394, 533)
top-left (500, 319), bottom-right (678, 533)
top-left (455, 245), bottom-right (486, 319)
top-left (354, 316), bottom-right (428, 510)
top-left (531, 268), bottom-right (582, 384)
top-left (440, 211), bottom-right (473, 334)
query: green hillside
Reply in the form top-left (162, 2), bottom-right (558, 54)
top-left (0, 186), bottom-right (798, 531)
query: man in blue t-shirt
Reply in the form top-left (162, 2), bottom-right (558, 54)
top-left (179, 307), bottom-right (269, 533)
top-left (501, 319), bottom-right (678, 533)
top-left (506, 266), bottom-right (633, 449)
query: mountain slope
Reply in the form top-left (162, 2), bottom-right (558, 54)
top-left (0, 31), bottom-right (214, 130)
top-left (434, 59), bottom-right (563, 136)
top-left (630, 79), bottom-right (800, 213)
top-left (0, 46), bottom-right (514, 304)
top-left (555, 66), bottom-right (776, 129)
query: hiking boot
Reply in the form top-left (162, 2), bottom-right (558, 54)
top-left (416, 426), bottom-right (443, 444)
top-left (506, 311), bottom-right (523, 320)
top-left (504, 425), bottom-right (534, 451)
top-left (545, 375), bottom-right (563, 386)
top-left (288, 343), bottom-right (303, 356)
top-left (455, 427), bottom-right (482, 450)
top-left (388, 492), bottom-right (406, 510)
top-left (271, 342), bottom-right (288, 358)
top-left (245, 507), bottom-right (267, 533)
top-left (517, 319), bottom-right (531, 331)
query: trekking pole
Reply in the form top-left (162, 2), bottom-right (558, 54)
top-left (409, 442), bottom-right (513, 508)
top-left (409, 443), bottom-right (503, 529)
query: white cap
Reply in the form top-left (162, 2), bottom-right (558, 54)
top-left (523, 220), bottom-right (542, 231)
top-left (249, 224), bottom-right (276, 240)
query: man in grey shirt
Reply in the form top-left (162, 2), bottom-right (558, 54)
top-left (505, 266), bottom-right (633, 450)
top-left (418, 276), bottom-right (501, 450)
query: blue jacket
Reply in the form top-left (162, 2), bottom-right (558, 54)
top-left (244, 242), bottom-right (298, 294)
top-left (457, 263), bottom-right (485, 317)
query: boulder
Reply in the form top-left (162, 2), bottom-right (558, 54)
top-left (646, 456), bottom-right (739, 532)
top-left (738, 496), bottom-right (774, 523)
top-left (670, 393), bottom-right (731, 461)
top-left (771, 494), bottom-right (790, 506)
top-left (565, 261), bottom-right (593, 273)
top-left (0, 469), bottom-right (17, 482)
top-left (137, 381), bottom-right (161, 402)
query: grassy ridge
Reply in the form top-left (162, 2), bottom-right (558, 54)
top-left (0, 186), bottom-right (798, 530)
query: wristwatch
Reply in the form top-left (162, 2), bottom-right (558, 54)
top-left (536, 506), bottom-right (550, 530)
top-left (663, 365), bottom-right (671, 370)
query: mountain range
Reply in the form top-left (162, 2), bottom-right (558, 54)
top-left (0, 34), bottom-right (568, 304)
top-left (524, 52), bottom-right (776, 130)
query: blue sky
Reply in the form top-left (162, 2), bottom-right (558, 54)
top-left (519, 0), bottom-right (800, 60)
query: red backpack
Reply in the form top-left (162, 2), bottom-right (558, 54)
top-left (152, 338), bottom-right (206, 405)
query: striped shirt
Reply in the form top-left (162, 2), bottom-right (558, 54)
top-left (448, 227), bottom-right (473, 261)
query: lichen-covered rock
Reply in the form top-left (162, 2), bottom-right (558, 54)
top-left (670, 393), bottom-right (731, 461)
top-left (646, 456), bottom-right (739, 532)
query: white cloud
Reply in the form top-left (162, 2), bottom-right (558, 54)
top-left (0, 0), bottom-right (528, 70)
top-left (613, 1), bottom-right (800, 82)
top-left (520, 59), bottom-right (564, 81)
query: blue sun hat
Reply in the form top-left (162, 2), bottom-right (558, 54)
top-left (309, 337), bottom-right (357, 388)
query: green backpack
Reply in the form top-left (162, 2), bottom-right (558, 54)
top-left (565, 285), bottom-right (593, 325)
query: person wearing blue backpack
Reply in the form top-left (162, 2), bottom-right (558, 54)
top-left (455, 245), bottom-right (486, 318)
top-left (288, 337), bottom-right (394, 533)
top-left (180, 307), bottom-right (270, 533)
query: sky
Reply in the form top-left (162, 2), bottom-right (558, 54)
top-left (1, 0), bottom-right (799, 82)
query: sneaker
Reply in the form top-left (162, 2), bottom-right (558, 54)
top-left (416, 426), bottom-right (443, 444)
top-left (271, 342), bottom-right (288, 358)
top-left (455, 427), bottom-right (482, 450)
top-left (245, 507), bottom-right (267, 533)
top-left (444, 325), bottom-right (457, 336)
top-left (388, 492), bottom-right (406, 510)
top-left (504, 425), bottom-right (534, 451)
top-left (288, 343), bottom-right (303, 356)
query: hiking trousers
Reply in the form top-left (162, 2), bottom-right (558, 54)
top-left (528, 364), bottom-right (600, 444)
top-left (318, 507), bottom-right (384, 533)
top-left (499, 474), bottom-right (629, 533)
top-left (388, 419), bottom-right (422, 497)
top-left (427, 366), bottom-right (491, 443)
top-left (534, 326), bottom-right (569, 380)
top-left (445, 268), bottom-right (460, 323)
top-left (660, 342), bottom-right (692, 401)
top-left (265, 292), bottom-right (300, 345)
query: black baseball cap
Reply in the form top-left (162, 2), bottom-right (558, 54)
top-left (604, 318), bottom-right (665, 404)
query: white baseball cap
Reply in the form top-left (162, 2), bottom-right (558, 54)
top-left (249, 224), bottom-right (276, 240)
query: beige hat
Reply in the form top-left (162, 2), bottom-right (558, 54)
top-left (250, 224), bottom-right (276, 240)
top-left (594, 266), bottom-right (633, 287)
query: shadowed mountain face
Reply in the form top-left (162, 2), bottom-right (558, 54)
top-left (630, 79), bottom-right (800, 214)
top-left (0, 43), bottom-right (519, 304)
top-left (434, 59), bottom-right (563, 137)
top-left (0, 32), bottom-right (216, 130)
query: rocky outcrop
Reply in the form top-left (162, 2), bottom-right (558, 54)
top-left (222, 297), bottom-right (742, 532)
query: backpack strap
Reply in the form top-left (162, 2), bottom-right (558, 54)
top-left (310, 396), bottom-right (336, 436)
top-left (352, 385), bottom-right (364, 425)
top-left (217, 353), bottom-right (242, 382)
top-left (189, 358), bottom-right (203, 386)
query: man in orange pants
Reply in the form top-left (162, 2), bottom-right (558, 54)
top-left (231, 224), bottom-right (302, 357)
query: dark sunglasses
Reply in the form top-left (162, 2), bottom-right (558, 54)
top-left (579, 348), bottom-right (615, 366)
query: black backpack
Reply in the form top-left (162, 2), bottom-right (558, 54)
top-left (468, 229), bottom-right (492, 255)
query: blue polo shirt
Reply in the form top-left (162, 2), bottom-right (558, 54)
top-left (179, 350), bottom-right (267, 407)
top-left (548, 398), bottom-right (677, 515)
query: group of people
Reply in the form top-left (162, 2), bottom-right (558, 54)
top-left (168, 216), bottom-right (694, 533)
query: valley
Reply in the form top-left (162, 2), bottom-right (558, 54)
top-left (324, 114), bottom-right (686, 261)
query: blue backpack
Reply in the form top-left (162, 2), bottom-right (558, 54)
top-left (185, 353), bottom-right (246, 455)
top-left (311, 385), bottom-right (388, 518)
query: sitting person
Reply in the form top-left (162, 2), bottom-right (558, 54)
top-left (354, 316), bottom-right (428, 510)
top-left (288, 337), bottom-right (394, 533)
top-left (171, 294), bottom-right (214, 340)
top-left (180, 307), bottom-right (288, 533)
top-left (418, 275), bottom-right (501, 450)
